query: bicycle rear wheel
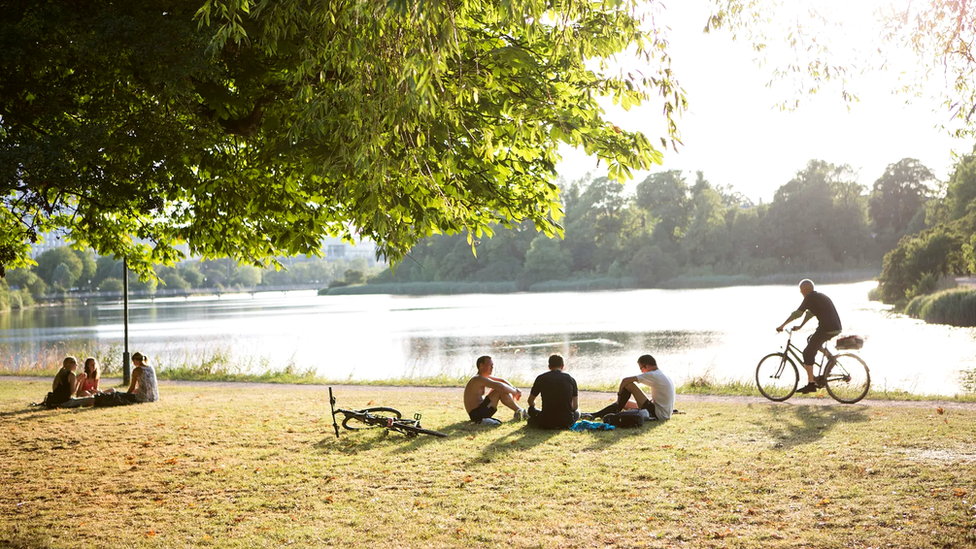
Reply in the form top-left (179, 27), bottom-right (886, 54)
top-left (342, 407), bottom-right (402, 430)
top-left (392, 423), bottom-right (448, 438)
top-left (824, 354), bottom-right (870, 404)
top-left (756, 352), bottom-right (799, 401)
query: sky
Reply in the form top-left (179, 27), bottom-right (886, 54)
top-left (555, 0), bottom-right (967, 203)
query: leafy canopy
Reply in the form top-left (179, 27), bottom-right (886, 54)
top-left (709, 0), bottom-right (976, 136)
top-left (0, 0), bottom-right (683, 277)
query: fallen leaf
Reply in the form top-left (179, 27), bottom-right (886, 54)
top-left (936, 407), bottom-right (945, 415)
top-left (145, 530), bottom-right (156, 538)
top-left (367, 400), bottom-right (374, 406)
top-left (463, 475), bottom-right (474, 483)
top-left (954, 488), bottom-right (967, 497)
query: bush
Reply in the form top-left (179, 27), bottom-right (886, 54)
top-left (914, 288), bottom-right (976, 327)
top-left (867, 284), bottom-right (882, 302)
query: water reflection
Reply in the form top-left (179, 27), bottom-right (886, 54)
top-left (1, 282), bottom-right (974, 395)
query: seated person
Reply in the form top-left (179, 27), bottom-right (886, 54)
top-left (46, 356), bottom-right (80, 408)
top-left (75, 357), bottom-right (108, 397)
top-left (583, 354), bottom-right (675, 421)
top-left (526, 354), bottom-right (580, 430)
top-left (463, 356), bottom-right (526, 426)
top-left (94, 352), bottom-right (158, 407)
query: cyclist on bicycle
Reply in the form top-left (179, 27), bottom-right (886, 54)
top-left (776, 279), bottom-right (842, 394)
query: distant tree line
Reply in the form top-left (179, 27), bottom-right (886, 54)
top-left (373, 158), bottom-right (937, 289)
top-left (0, 253), bottom-right (381, 308)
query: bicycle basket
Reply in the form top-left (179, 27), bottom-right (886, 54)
top-left (835, 335), bottom-right (864, 350)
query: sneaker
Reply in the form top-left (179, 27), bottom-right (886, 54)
top-left (579, 413), bottom-right (595, 421)
top-left (796, 382), bottom-right (817, 394)
top-left (479, 418), bottom-right (502, 426)
top-left (513, 409), bottom-right (528, 421)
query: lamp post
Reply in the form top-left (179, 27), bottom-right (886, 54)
top-left (122, 258), bottom-right (131, 386)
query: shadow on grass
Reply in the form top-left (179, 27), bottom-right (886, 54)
top-left (0, 531), bottom-right (55, 549)
top-left (758, 403), bottom-right (869, 450)
top-left (579, 418), bottom-right (667, 451)
top-left (472, 424), bottom-right (562, 462)
top-left (0, 403), bottom-right (106, 420)
top-left (314, 420), bottom-right (455, 454)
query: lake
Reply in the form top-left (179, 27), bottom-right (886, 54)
top-left (1, 281), bottom-right (974, 395)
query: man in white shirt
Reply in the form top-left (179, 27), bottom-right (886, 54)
top-left (582, 354), bottom-right (675, 420)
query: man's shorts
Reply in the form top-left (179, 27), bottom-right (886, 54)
top-left (468, 398), bottom-right (497, 422)
top-left (804, 330), bottom-right (840, 365)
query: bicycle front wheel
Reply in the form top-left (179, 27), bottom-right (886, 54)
top-left (756, 352), bottom-right (799, 401)
top-left (825, 354), bottom-right (870, 404)
top-left (342, 407), bottom-right (402, 430)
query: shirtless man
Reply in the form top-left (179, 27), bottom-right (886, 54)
top-left (463, 356), bottom-right (527, 426)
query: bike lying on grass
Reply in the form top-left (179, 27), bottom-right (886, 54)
top-left (329, 388), bottom-right (448, 439)
top-left (756, 327), bottom-right (870, 404)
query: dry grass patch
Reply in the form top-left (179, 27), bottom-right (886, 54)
top-left (1, 381), bottom-right (975, 548)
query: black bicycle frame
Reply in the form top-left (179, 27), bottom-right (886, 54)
top-left (329, 387), bottom-right (340, 439)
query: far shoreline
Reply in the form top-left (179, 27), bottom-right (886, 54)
top-left (5, 374), bottom-right (974, 404)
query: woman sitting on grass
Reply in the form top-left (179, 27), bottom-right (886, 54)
top-left (46, 356), bottom-right (81, 408)
top-left (75, 357), bottom-right (101, 397)
top-left (94, 352), bottom-right (158, 407)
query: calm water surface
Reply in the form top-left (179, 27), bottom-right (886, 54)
top-left (2, 282), bottom-right (974, 395)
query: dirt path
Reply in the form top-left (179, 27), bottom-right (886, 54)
top-left (6, 376), bottom-right (975, 411)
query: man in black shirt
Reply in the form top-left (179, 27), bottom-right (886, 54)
top-left (526, 354), bottom-right (580, 429)
top-left (776, 279), bottom-right (843, 394)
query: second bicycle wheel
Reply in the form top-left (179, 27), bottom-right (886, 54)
top-left (342, 407), bottom-right (402, 430)
top-left (393, 424), bottom-right (449, 438)
top-left (756, 352), bottom-right (799, 401)
top-left (825, 354), bottom-right (870, 404)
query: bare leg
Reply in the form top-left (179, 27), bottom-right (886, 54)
top-left (486, 389), bottom-right (519, 411)
top-left (622, 382), bottom-right (650, 408)
top-left (494, 391), bottom-right (522, 413)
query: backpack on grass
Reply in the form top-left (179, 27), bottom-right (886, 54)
top-left (603, 409), bottom-right (650, 428)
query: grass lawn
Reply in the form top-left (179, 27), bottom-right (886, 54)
top-left (1, 380), bottom-right (974, 548)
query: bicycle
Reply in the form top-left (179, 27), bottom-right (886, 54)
top-left (328, 388), bottom-right (448, 439)
top-left (755, 328), bottom-right (870, 403)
